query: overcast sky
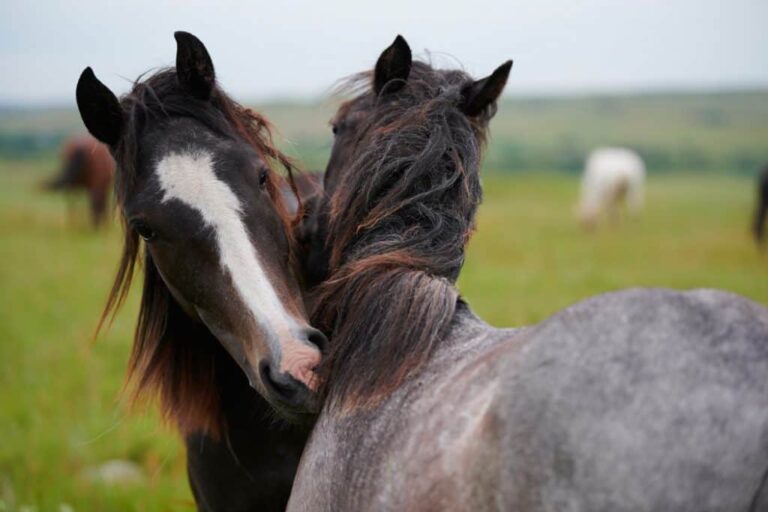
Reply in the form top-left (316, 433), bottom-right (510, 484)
top-left (1, 0), bottom-right (766, 105)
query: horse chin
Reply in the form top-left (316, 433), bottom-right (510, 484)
top-left (193, 307), bottom-right (322, 418)
top-left (269, 397), bottom-right (321, 425)
top-left (257, 359), bottom-right (322, 419)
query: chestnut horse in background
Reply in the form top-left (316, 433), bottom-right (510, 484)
top-left (76, 32), bottom-right (326, 511)
top-left (44, 135), bottom-right (114, 227)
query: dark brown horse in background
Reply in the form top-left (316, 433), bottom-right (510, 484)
top-left (44, 135), bottom-right (114, 227)
top-left (754, 164), bottom-right (768, 248)
top-left (76, 32), bottom-right (326, 511)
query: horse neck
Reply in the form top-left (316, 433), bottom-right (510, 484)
top-left (180, 314), bottom-right (311, 510)
top-left (439, 300), bottom-right (495, 348)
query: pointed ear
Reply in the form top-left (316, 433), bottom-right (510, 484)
top-left (174, 31), bottom-right (215, 100)
top-left (374, 35), bottom-right (412, 95)
top-left (76, 67), bottom-right (123, 146)
top-left (460, 60), bottom-right (513, 117)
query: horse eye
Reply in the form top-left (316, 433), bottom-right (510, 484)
top-left (259, 168), bottom-right (269, 187)
top-left (331, 124), bottom-right (339, 135)
top-left (131, 219), bottom-right (155, 241)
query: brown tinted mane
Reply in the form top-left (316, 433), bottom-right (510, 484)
top-left (313, 62), bottom-right (497, 409)
top-left (97, 69), bottom-right (300, 436)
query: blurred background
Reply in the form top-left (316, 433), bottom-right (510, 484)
top-left (1, 0), bottom-right (767, 510)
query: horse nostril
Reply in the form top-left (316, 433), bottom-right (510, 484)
top-left (260, 361), bottom-right (301, 401)
top-left (305, 328), bottom-right (328, 353)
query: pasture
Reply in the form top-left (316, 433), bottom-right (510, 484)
top-left (0, 157), bottom-right (765, 510)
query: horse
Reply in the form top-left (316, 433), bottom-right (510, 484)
top-left (288, 36), bottom-right (768, 511)
top-left (75, 32), bottom-right (326, 511)
top-left (754, 165), bottom-right (768, 247)
top-left (43, 135), bottom-right (115, 227)
top-left (577, 147), bottom-right (645, 229)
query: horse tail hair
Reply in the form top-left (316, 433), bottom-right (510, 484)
top-left (754, 193), bottom-right (767, 245)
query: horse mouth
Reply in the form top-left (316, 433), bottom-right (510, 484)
top-left (259, 361), bottom-right (321, 416)
top-left (279, 342), bottom-right (322, 391)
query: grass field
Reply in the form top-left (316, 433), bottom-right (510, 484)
top-left (0, 159), bottom-right (766, 510)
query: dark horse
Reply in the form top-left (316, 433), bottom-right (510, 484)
top-left (754, 165), bottom-right (768, 247)
top-left (76, 32), bottom-right (326, 511)
top-left (44, 135), bottom-right (115, 227)
top-left (289, 36), bottom-right (768, 511)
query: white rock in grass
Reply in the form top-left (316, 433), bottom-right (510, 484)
top-left (83, 460), bottom-right (145, 486)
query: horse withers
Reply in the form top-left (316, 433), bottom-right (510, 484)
top-left (289, 36), bottom-right (768, 511)
top-left (577, 147), bottom-right (645, 229)
top-left (44, 135), bottom-right (114, 227)
top-left (76, 32), bottom-right (325, 511)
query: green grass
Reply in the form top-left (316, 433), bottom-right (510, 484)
top-left (0, 159), bottom-right (766, 510)
top-left (0, 160), bottom-right (190, 511)
top-left (460, 172), bottom-right (768, 324)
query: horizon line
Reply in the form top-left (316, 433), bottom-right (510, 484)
top-left (2, 82), bottom-right (768, 111)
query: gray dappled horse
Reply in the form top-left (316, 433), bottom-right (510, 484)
top-left (289, 36), bottom-right (768, 511)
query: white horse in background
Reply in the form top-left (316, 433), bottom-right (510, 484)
top-left (578, 147), bottom-right (646, 228)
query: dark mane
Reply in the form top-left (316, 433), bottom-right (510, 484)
top-left (313, 61), bottom-right (496, 408)
top-left (98, 68), bottom-right (300, 435)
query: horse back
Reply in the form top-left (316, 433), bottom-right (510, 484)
top-left (490, 288), bottom-right (768, 511)
top-left (290, 289), bottom-right (768, 511)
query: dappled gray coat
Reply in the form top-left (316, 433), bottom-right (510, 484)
top-left (289, 288), bottom-right (768, 511)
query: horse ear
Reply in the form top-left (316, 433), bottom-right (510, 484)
top-left (174, 31), bottom-right (215, 100)
top-left (374, 35), bottom-right (412, 95)
top-left (76, 67), bottom-right (123, 146)
top-left (460, 60), bottom-right (513, 117)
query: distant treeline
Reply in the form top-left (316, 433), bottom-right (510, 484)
top-left (0, 131), bottom-right (67, 159)
top-left (482, 142), bottom-right (767, 175)
top-left (2, 90), bottom-right (767, 174)
top-left (284, 139), bottom-right (768, 176)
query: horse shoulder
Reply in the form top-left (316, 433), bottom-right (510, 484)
top-left (288, 323), bottom-right (522, 511)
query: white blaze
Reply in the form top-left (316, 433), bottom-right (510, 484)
top-left (155, 151), bottom-right (320, 389)
top-left (155, 152), bottom-right (292, 346)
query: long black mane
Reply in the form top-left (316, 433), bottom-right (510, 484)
top-left (99, 69), bottom-right (298, 435)
top-left (313, 61), bottom-right (497, 408)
